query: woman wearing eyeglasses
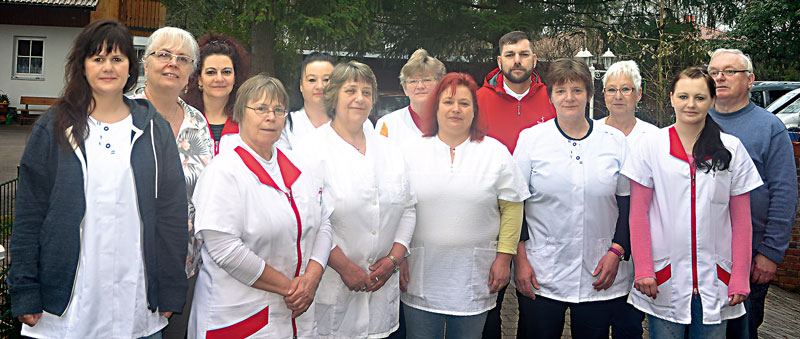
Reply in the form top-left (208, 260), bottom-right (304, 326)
top-left (133, 27), bottom-right (214, 338)
top-left (189, 74), bottom-right (333, 338)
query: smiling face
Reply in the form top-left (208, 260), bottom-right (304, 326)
top-left (300, 61), bottom-right (334, 107)
top-left (334, 79), bottom-right (373, 125)
top-left (436, 85), bottom-right (475, 138)
top-left (603, 73), bottom-right (641, 117)
top-left (550, 80), bottom-right (588, 120)
top-left (498, 39), bottom-right (536, 84)
top-left (239, 91), bottom-right (286, 157)
top-left (671, 77), bottom-right (715, 127)
top-left (84, 45), bottom-right (130, 98)
top-left (198, 54), bottom-right (235, 101)
top-left (144, 44), bottom-right (193, 93)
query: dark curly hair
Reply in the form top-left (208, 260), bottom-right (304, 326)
top-left (182, 33), bottom-right (250, 117)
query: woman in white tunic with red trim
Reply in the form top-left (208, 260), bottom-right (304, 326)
top-left (189, 75), bottom-right (333, 338)
top-left (295, 61), bottom-right (416, 339)
top-left (400, 73), bottom-right (529, 339)
top-left (622, 67), bottom-right (762, 337)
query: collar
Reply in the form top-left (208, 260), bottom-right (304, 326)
top-left (234, 146), bottom-right (301, 192)
top-left (555, 117), bottom-right (593, 141)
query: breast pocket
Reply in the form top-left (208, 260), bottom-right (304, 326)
top-left (710, 169), bottom-right (733, 204)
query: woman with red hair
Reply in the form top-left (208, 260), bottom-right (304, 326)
top-left (399, 73), bottom-right (530, 339)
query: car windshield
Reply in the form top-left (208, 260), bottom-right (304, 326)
top-left (776, 99), bottom-right (800, 116)
top-left (767, 90), bottom-right (800, 113)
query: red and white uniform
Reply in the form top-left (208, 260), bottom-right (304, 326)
top-left (211, 117), bottom-right (240, 156)
top-left (375, 106), bottom-right (424, 143)
top-left (621, 127), bottom-right (762, 324)
top-left (189, 138), bottom-right (332, 338)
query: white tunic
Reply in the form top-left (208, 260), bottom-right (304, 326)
top-left (23, 115), bottom-right (166, 339)
top-left (513, 119), bottom-right (632, 303)
top-left (279, 108), bottom-right (374, 150)
top-left (375, 106), bottom-right (423, 143)
top-left (621, 127), bottom-right (763, 324)
top-left (400, 136), bottom-right (530, 315)
top-left (189, 138), bottom-right (333, 339)
top-left (598, 117), bottom-right (660, 147)
top-left (295, 123), bottom-right (416, 339)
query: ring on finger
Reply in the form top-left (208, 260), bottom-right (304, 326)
top-left (374, 277), bottom-right (379, 283)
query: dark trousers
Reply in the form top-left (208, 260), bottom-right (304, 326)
top-left (480, 285), bottom-right (507, 338)
top-left (161, 274), bottom-right (197, 339)
top-left (726, 281), bottom-right (770, 339)
top-left (609, 296), bottom-right (645, 338)
top-left (516, 291), bottom-right (622, 339)
top-left (387, 301), bottom-right (407, 339)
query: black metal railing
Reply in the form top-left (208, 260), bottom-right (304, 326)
top-left (0, 176), bottom-right (18, 336)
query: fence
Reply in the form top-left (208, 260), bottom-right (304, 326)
top-left (0, 176), bottom-right (17, 336)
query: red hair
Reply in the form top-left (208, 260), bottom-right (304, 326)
top-left (421, 72), bottom-right (486, 141)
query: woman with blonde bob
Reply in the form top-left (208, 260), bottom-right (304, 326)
top-left (189, 74), bottom-right (333, 338)
top-left (295, 61), bottom-right (416, 338)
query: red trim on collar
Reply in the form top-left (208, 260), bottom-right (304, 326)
top-left (234, 146), bottom-right (301, 190)
top-left (408, 105), bottom-right (423, 131)
top-left (220, 117), bottom-right (239, 137)
top-left (668, 126), bottom-right (690, 163)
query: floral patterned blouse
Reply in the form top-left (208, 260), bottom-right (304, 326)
top-left (133, 89), bottom-right (214, 278)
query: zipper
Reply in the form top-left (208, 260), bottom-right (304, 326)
top-left (287, 190), bottom-right (303, 338)
top-left (690, 167), bottom-right (698, 294)
top-left (517, 102), bottom-right (521, 116)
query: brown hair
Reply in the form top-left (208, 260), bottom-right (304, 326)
top-left (421, 72), bottom-right (486, 142)
top-left (183, 33), bottom-right (250, 117)
top-left (498, 31), bottom-right (534, 54)
top-left (323, 61), bottom-right (378, 120)
top-left (232, 73), bottom-right (289, 124)
top-left (545, 58), bottom-right (594, 99)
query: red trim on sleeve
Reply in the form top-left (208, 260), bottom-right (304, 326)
top-left (206, 306), bottom-right (269, 339)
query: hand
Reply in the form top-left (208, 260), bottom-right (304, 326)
top-left (366, 256), bottom-right (395, 292)
top-left (634, 277), bottom-right (658, 299)
top-left (513, 249), bottom-right (539, 299)
top-left (488, 253), bottom-right (512, 294)
top-left (159, 312), bottom-right (173, 319)
top-left (18, 313), bottom-right (42, 327)
top-left (284, 275), bottom-right (320, 317)
top-left (751, 254), bottom-right (777, 284)
top-left (592, 251), bottom-right (621, 290)
top-left (337, 261), bottom-right (370, 292)
top-left (399, 260), bottom-right (410, 292)
top-left (729, 293), bottom-right (747, 306)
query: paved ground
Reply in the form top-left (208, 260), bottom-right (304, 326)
top-left (0, 123), bottom-right (31, 184)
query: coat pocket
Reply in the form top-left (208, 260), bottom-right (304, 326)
top-left (470, 246), bottom-right (498, 301)
top-left (206, 301), bottom-right (270, 338)
top-left (652, 256), bottom-right (673, 307)
top-left (527, 237), bottom-right (556, 286)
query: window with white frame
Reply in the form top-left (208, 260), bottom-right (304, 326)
top-left (13, 37), bottom-right (45, 79)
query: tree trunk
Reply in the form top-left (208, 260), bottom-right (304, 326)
top-left (250, 18), bottom-right (276, 76)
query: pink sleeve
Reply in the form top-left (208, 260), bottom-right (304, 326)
top-left (630, 180), bottom-right (656, 281)
top-left (729, 192), bottom-right (753, 296)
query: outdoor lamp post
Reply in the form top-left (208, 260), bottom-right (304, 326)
top-left (575, 48), bottom-right (616, 118)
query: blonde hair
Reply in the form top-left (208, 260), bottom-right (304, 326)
top-left (143, 26), bottom-right (200, 71)
top-left (399, 49), bottom-right (446, 83)
top-left (232, 73), bottom-right (289, 123)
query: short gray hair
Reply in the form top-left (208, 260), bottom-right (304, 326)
top-left (602, 60), bottom-right (642, 92)
top-left (144, 27), bottom-right (200, 71)
top-left (399, 49), bottom-right (446, 83)
top-left (323, 61), bottom-right (378, 120)
top-left (232, 73), bottom-right (289, 124)
top-left (709, 48), bottom-right (753, 73)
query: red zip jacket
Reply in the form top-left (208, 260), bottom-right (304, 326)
top-left (477, 68), bottom-right (556, 153)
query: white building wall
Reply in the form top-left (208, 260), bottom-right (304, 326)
top-left (0, 24), bottom-right (82, 108)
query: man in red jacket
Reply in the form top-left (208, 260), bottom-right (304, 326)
top-left (477, 31), bottom-right (556, 339)
top-left (477, 31), bottom-right (556, 154)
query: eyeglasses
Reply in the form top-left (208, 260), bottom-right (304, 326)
top-left (406, 77), bottom-right (435, 88)
top-left (246, 105), bottom-right (288, 118)
top-left (148, 50), bottom-right (194, 67)
top-left (708, 69), bottom-right (749, 78)
top-left (604, 87), bottom-right (634, 97)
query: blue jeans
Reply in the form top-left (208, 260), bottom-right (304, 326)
top-left (648, 294), bottom-right (727, 339)
top-left (726, 281), bottom-right (770, 339)
top-left (403, 304), bottom-right (488, 339)
top-left (139, 330), bottom-right (162, 339)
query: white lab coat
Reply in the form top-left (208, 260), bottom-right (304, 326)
top-left (513, 119), bottom-right (632, 303)
top-left (375, 106), bottom-right (423, 142)
top-left (399, 136), bottom-right (530, 315)
top-left (189, 138), bottom-right (333, 339)
top-left (597, 117), bottom-right (659, 147)
top-left (621, 126), bottom-right (762, 324)
top-left (295, 123), bottom-right (416, 339)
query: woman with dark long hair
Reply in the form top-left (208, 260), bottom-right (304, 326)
top-left (623, 67), bottom-right (763, 337)
top-left (10, 19), bottom-right (188, 338)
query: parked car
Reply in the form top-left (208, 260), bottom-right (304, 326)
top-left (767, 88), bottom-right (800, 131)
top-left (750, 81), bottom-right (800, 108)
top-left (370, 92), bottom-right (410, 126)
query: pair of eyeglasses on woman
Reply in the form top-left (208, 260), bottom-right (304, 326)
top-left (604, 87), bottom-right (634, 96)
top-left (405, 77), bottom-right (434, 88)
top-left (246, 105), bottom-right (288, 118)
top-left (149, 50), bottom-right (194, 67)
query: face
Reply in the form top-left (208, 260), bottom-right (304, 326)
top-left (239, 91), bottom-right (286, 153)
top-left (84, 46), bottom-right (130, 97)
top-left (497, 39), bottom-right (536, 84)
top-left (334, 79), bottom-right (373, 124)
top-left (671, 77), bottom-right (715, 127)
top-left (603, 73), bottom-right (641, 117)
top-left (708, 52), bottom-right (754, 103)
top-left (144, 43), bottom-right (193, 92)
top-left (550, 80), bottom-right (588, 119)
top-left (199, 54), bottom-right (234, 100)
top-left (300, 61), bottom-right (334, 107)
top-left (402, 72), bottom-right (438, 108)
top-left (436, 85), bottom-right (475, 137)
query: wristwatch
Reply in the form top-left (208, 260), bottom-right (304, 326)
top-left (608, 247), bottom-right (624, 261)
top-left (388, 254), bottom-right (400, 273)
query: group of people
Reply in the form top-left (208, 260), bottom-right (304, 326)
top-left (8, 20), bottom-right (797, 339)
